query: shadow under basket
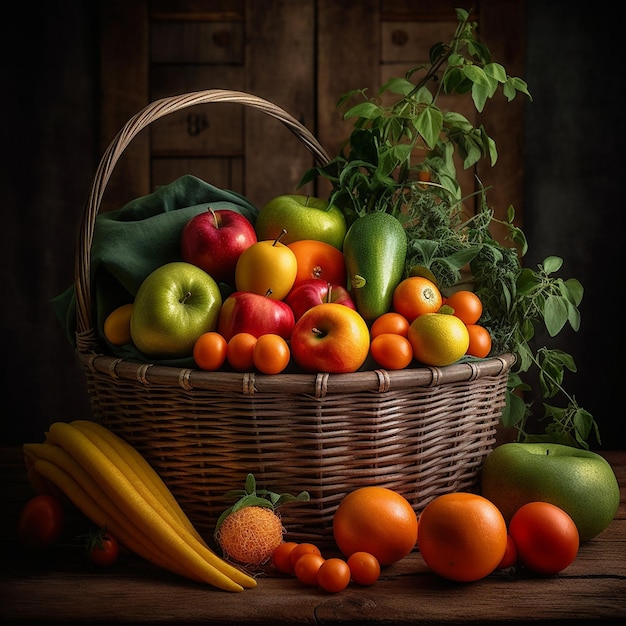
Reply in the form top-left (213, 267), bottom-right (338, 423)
top-left (73, 89), bottom-right (515, 545)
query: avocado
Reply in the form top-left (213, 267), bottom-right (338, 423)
top-left (343, 212), bottom-right (407, 322)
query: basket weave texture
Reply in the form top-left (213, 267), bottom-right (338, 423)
top-left (75, 90), bottom-right (514, 544)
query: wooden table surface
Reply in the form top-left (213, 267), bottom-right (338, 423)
top-left (1, 446), bottom-right (625, 625)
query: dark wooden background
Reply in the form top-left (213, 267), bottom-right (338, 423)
top-left (1, 1), bottom-right (622, 448)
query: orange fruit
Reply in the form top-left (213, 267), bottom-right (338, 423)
top-left (333, 486), bottom-right (418, 566)
top-left (288, 239), bottom-right (347, 287)
top-left (408, 312), bottom-right (469, 366)
top-left (369, 333), bottom-right (413, 370)
top-left (465, 324), bottom-right (492, 358)
top-left (193, 331), bottom-right (228, 371)
top-left (393, 276), bottom-right (443, 323)
top-left (496, 534), bottom-right (518, 570)
top-left (289, 542), bottom-right (322, 568)
top-left (103, 303), bottom-right (133, 346)
top-left (252, 333), bottom-right (290, 374)
top-left (417, 492), bottom-right (508, 582)
top-left (508, 502), bottom-right (579, 575)
top-left (445, 290), bottom-right (483, 325)
top-left (370, 311), bottom-right (410, 338)
top-left (226, 332), bottom-right (258, 371)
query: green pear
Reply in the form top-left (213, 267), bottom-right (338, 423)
top-left (480, 442), bottom-right (620, 541)
top-left (255, 195), bottom-right (347, 250)
top-left (130, 262), bottom-right (222, 359)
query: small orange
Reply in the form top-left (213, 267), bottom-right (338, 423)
top-left (393, 277), bottom-right (443, 323)
top-left (103, 303), bottom-right (133, 346)
top-left (226, 332), bottom-right (258, 371)
top-left (288, 239), bottom-right (347, 287)
top-left (333, 486), bottom-right (418, 566)
top-left (193, 331), bottom-right (228, 371)
top-left (408, 313), bottom-right (469, 366)
top-left (252, 333), bottom-right (291, 374)
top-left (289, 542), bottom-right (322, 568)
top-left (417, 492), bottom-right (508, 582)
top-left (444, 290), bottom-right (483, 325)
top-left (465, 324), bottom-right (492, 358)
top-left (370, 333), bottom-right (413, 370)
top-left (317, 557), bottom-right (351, 593)
top-left (370, 312), bottom-right (410, 338)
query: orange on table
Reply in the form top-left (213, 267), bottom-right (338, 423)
top-left (289, 542), bottom-right (321, 568)
top-left (288, 239), bottom-right (347, 287)
top-left (103, 303), bottom-right (134, 346)
top-left (444, 289), bottom-right (483, 325)
top-left (465, 324), bottom-right (492, 358)
top-left (252, 333), bottom-right (290, 374)
top-left (333, 486), bottom-right (417, 566)
top-left (417, 492), bottom-right (508, 582)
top-left (370, 311), bottom-right (410, 337)
top-left (271, 541), bottom-right (299, 574)
top-left (370, 333), bottom-right (413, 370)
top-left (193, 331), bottom-right (228, 371)
top-left (226, 332), bottom-right (257, 371)
top-left (392, 276), bottom-right (442, 323)
top-left (347, 551), bottom-right (381, 586)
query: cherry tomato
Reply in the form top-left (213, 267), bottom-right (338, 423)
top-left (86, 530), bottom-right (120, 567)
top-left (294, 552), bottom-right (326, 586)
top-left (289, 542), bottom-right (321, 568)
top-left (271, 541), bottom-right (299, 574)
top-left (317, 557), bottom-right (351, 593)
top-left (347, 551), bottom-right (381, 585)
top-left (17, 495), bottom-right (65, 550)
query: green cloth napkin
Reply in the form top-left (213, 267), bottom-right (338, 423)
top-left (52, 174), bottom-right (258, 366)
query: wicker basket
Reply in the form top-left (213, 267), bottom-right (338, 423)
top-left (74, 89), bottom-right (515, 545)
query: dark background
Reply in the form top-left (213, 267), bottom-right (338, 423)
top-left (1, 2), bottom-right (622, 448)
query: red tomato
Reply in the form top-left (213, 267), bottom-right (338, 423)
top-left (17, 495), bottom-right (65, 550)
top-left (508, 502), bottom-right (579, 575)
top-left (271, 541), bottom-right (299, 574)
top-left (289, 542), bottom-right (321, 568)
top-left (86, 531), bottom-right (120, 567)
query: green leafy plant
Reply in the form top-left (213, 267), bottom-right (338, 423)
top-left (301, 7), bottom-right (598, 448)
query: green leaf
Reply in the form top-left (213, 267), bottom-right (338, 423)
top-left (344, 101), bottom-right (383, 121)
top-left (380, 76), bottom-right (415, 96)
top-left (414, 105), bottom-right (443, 149)
top-left (484, 62), bottom-right (507, 83)
top-left (471, 81), bottom-right (490, 113)
top-left (463, 64), bottom-right (489, 86)
top-left (544, 295), bottom-right (569, 336)
top-left (542, 256), bottom-right (563, 274)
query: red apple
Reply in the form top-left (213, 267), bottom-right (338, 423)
top-left (284, 278), bottom-right (356, 321)
top-left (290, 303), bottom-right (370, 373)
top-left (181, 208), bottom-right (257, 286)
top-left (217, 291), bottom-right (295, 341)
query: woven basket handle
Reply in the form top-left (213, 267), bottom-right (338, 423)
top-left (74, 89), bottom-right (331, 347)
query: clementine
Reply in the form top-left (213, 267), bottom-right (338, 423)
top-left (193, 331), bottom-right (228, 371)
top-left (417, 492), bottom-right (508, 582)
top-left (103, 303), bottom-right (134, 346)
top-left (465, 324), bottom-right (492, 358)
top-left (445, 290), bottom-right (483, 325)
top-left (333, 486), bottom-right (418, 566)
top-left (370, 311), bottom-right (410, 338)
top-left (288, 239), bottom-right (347, 287)
top-left (370, 333), bottom-right (413, 370)
top-left (392, 276), bottom-right (442, 323)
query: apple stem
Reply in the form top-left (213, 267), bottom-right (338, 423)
top-left (265, 289), bottom-right (273, 298)
top-left (208, 206), bottom-right (218, 228)
top-left (180, 291), bottom-right (192, 304)
top-left (326, 283), bottom-right (332, 304)
top-left (273, 229), bottom-right (288, 246)
top-left (311, 327), bottom-right (325, 337)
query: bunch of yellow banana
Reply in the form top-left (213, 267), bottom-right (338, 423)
top-left (23, 419), bottom-right (256, 592)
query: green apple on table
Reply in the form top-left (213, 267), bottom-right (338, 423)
top-left (130, 261), bottom-right (222, 359)
top-left (255, 195), bottom-right (348, 250)
top-left (480, 442), bottom-right (620, 541)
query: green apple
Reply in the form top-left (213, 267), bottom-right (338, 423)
top-left (480, 442), bottom-right (620, 541)
top-left (130, 261), bottom-right (222, 359)
top-left (255, 195), bottom-right (347, 250)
